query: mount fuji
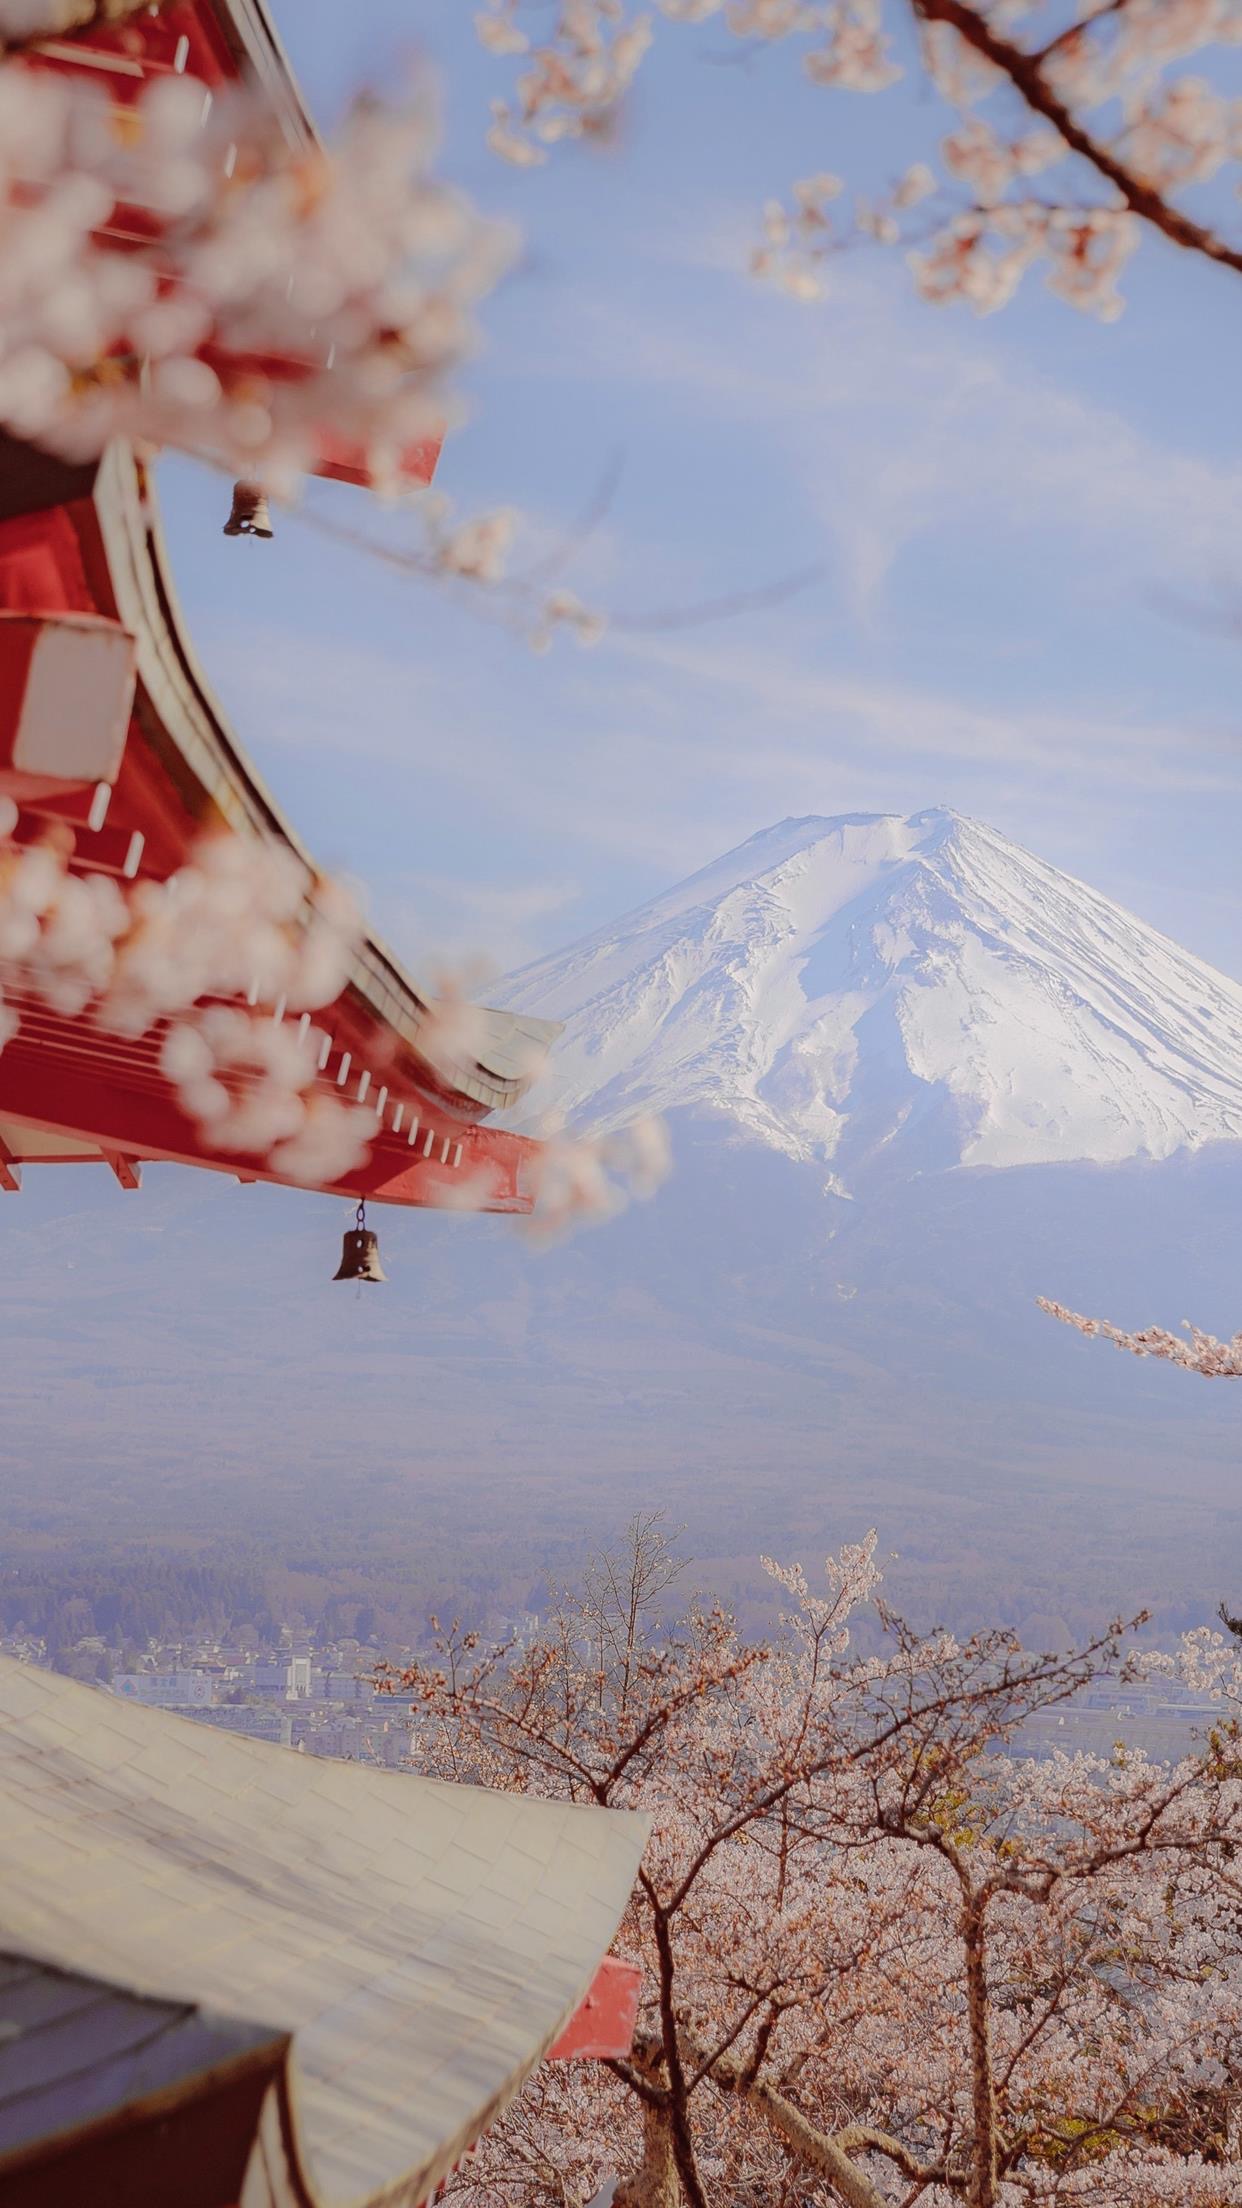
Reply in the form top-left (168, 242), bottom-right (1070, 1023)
top-left (451, 807), bottom-right (1242, 1636)
top-left (3, 811), bottom-right (1241, 1648)
top-left (499, 808), bottom-right (1242, 1186)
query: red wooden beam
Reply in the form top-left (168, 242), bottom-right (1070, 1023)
top-left (0, 1036), bottom-right (537, 1211)
top-left (102, 1150), bottom-right (142, 1190)
top-left (547, 1958), bottom-right (642, 2062)
top-left (0, 1135), bottom-right (21, 1192)
top-left (12, 810), bottom-right (145, 879)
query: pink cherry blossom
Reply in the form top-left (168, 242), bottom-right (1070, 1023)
top-left (0, 60), bottom-right (511, 489)
top-left (479, 1), bottom-right (1242, 321)
top-left (392, 1522), bottom-right (1242, 2208)
top-left (1038, 1296), bottom-right (1242, 1378)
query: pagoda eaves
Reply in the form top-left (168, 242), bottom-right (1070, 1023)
top-left (0, 0), bottom-right (559, 1214)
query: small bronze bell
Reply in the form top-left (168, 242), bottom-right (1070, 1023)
top-left (333, 1201), bottom-right (386, 1284)
top-left (223, 481), bottom-right (274, 539)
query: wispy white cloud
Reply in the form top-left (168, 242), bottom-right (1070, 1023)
top-left (378, 871), bottom-right (582, 975)
top-left (508, 263), bottom-right (1242, 621)
top-left (204, 610), bottom-right (1242, 879)
top-left (190, 248), bottom-right (1242, 973)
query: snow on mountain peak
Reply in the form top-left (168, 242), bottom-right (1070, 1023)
top-left (498, 810), bottom-right (1242, 1185)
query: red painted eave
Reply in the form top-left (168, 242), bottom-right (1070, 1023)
top-left (0, 6), bottom-right (555, 1210)
top-left (0, 438), bottom-right (549, 1206)
top-left (547, 1958), bottom-right (643, 2062)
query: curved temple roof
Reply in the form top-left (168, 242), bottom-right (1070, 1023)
top-left (0, 1658), bottom-right (649, 2208)
top-left (93, 435), bottom-right (560, 1121)
top-left (0, 0), bottom-right (561, 1213)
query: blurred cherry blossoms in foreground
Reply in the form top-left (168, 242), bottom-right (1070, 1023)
top-left (0, 807), bottom-right (667, 1224)
top-left (0, 38), bottom-right (499, 487)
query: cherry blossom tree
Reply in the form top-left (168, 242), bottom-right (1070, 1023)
top-left (386, 1522), bottom-right (1242, 2208)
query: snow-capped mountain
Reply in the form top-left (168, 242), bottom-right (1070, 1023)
top-left (500, 809), bottom-right (1242, 1188)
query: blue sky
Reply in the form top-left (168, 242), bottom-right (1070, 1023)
top-left (162, 3), bottom-right (1242, 983)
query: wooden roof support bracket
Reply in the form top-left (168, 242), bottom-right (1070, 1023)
top-left (102, 1151), bottom-right (142, 1190)
top-left (0, 1135), bottom-right (20, 1192)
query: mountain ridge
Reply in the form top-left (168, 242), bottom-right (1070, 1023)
top-left (499, 808), bottom-right (1242, 1187)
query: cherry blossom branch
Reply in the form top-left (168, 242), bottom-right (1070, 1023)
top-left (961, 1889), bottom-right (998, 2207)
top-left (601, 2050), bottom-right (668, 2112)
top-left (908, 0), bottom-right (1242, 278)
top-left (1038, 1296), bottom-right (1242, 1378)
top-left (286, 495), bottom-right (608, 653)
top-left (698, 2037), bottom-right (910, 2208)
top-left (647, 1900), bottom-right (710, 2208)
top-left (684, 1985), bottom-right (784, 2095)
top-left (0, 811), bottom-right (378, 1183)
top-left (479, 3), bottom-right (1242, 321)
top-left (622, 2029), bottom-right (909, 2208)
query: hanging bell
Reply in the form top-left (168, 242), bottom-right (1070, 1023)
top-left (223, 481), bottom-right (274, 539)
top-left (333, 1202), bottom-right (386, 1284)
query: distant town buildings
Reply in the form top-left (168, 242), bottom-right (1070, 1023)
top-left (0, 1623), bottom-right (441, 1767)
top-left (112, 1670), bottom-right (215, 1708)
top-left (190, 1705), bottom-right (293, 1746)
top-left (1, 1617), bottom-right (1219, 1771)
top-left (1011, 1676), bottom-right (1226, 1764)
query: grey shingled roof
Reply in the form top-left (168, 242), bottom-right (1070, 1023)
top-left (0, 1659), bottom-right (648, 2207)
top-left (0, 1953), bottom-right (287, 2180)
